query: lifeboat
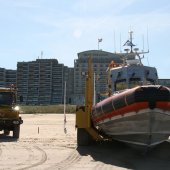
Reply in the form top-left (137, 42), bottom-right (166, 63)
top-left (91, 85), bottom-right (170, 147)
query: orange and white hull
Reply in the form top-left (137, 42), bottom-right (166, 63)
top-left (92, 85), bottom-right (170, 147)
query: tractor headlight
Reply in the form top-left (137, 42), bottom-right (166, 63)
top-left (13, 106), bottom-right (20, 111)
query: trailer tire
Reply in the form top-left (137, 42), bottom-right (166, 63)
top-left (77, 128), bottom-right (93, 146)
top-left (13, 125), bottom-right (20, 139)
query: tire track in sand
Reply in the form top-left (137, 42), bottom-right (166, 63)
top-left (18, 146), bottom-right (47, 170)
top-left (46, 149), bottom-right (81, 170)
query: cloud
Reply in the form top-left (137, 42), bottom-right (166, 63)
top-left (73, 29), bottom-right (82, 39)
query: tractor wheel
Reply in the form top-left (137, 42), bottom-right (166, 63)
top-left (77, 128), bottom-right (93, 146)
top-left (13, 125), bottom-right (20, 139)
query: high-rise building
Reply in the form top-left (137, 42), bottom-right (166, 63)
top-left (73, 50), bottom-right (123, 104)
top-left (63, 66), bottom-right (74, 104)
top-left (17, 59), bottom-right (74, 105)
top-left (0, 68), bottom-right (16, 87)
top-left (0, 68), bottom-right (6, 87)
top-left (6, 69), bottom-right (17, 87)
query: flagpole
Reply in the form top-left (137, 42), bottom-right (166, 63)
top-left (98, 38), bottom-right (102, 50)
top-left (64, 81), bottom-right (67, 133)
top-left (98, 39), bottom-right (99, 50)
top-left (64, 81), bottom-right (66, 119)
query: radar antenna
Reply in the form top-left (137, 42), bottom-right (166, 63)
top-left (123, 30), bottom-right (135, 53)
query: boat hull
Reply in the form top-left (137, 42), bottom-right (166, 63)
top-left (92, 86), bottom-right (170, 147)
top-left (97, 109), bottom-right (170, 146)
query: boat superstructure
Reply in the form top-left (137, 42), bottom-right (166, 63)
top-left (108, 31), bottom-right (158, 94)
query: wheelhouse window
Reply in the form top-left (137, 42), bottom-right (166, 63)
top-left (129, 78), bottom-right (141, 88)
top-left (115, 79), bottom-right (127, 91)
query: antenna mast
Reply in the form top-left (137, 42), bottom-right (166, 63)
top-left (41, 51), bottom-right (43, 59)
top-left (114, 31), bottom-right (116, 52)
top-left (129, 30), bottom-right (133, 52)
top-left (120, 33), bottom-right (122, 53)
top-left (147, 27), bottom-right (150, 52)
top-left (142, 34), bottom-right (144, 52)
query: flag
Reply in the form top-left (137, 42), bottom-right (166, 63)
top-left (98, 38), bottom-right (102, 42)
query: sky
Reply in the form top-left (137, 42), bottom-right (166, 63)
top-left (0, 0), bottom-right (170, 78)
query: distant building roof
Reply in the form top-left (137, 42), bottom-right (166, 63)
top-left (77, 50), bottom-right (123, 63)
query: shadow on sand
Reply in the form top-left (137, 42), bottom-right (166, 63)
top-left (77, 140), bottom-right (170, 170)
top-left (0, 134), bottom-right (18, 142)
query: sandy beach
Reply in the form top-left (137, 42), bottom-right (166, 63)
top-left (0, 113), bottom-right (170, 170)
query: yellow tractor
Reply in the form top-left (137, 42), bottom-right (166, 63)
top-left (75, 57), bottom-right (103, 146)
top-left (0, 86), bottom-right (23, 138)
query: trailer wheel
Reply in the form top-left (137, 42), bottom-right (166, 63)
top-left (13, 125), bottom-right (20, 139)
top-left (4, 130), bottom-right (10, 136)
top-left (77, 128), bottom-right (93, 146)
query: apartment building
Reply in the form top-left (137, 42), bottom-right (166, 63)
top-left (0, 68), bottom-right (6, 87)
top-left (0, 68), bottom-right (16, 87)
top-left (17, 59), bottom-right (74, 105)
top-left (73, 50), bottom-right (123, 104)
top-left (63, 66), bottom-right (74, 104)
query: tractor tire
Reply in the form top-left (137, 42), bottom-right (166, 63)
top-left (13, 125), bottom-right (20, 139)
top-left (77, 128), bottom-right (93, 146)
